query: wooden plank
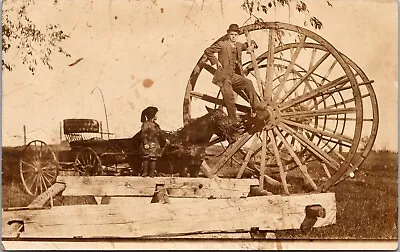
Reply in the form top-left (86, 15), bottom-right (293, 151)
top-left (2, 193), bottom-right (336, 238)
top-left (57, 176), bottom-right (258, 198)
top-left (28, 183), bottom-right (66, 208)
top-left (200, 161), bottom-right (217, 179)
top-left (3, 240), bottom-right (398, 251)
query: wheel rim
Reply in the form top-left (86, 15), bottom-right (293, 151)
top-left (183, 22), bottom-right (374, 194)
top-left (20, 140), bottom-right (58, 196)
top-left (74, 147), bottom-right (102, 176)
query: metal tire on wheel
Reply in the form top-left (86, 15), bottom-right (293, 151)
top-left (19, 140), bottom-right (58, 196)
top-left (74, 147), bottom-right (103, 176)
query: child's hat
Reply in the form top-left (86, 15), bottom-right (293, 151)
top-left (141, 106), bottom-right (158, 122)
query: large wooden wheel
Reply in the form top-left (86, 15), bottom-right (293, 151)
top-left (183, 22), bottom-right (378, 194)
top-left (74, 147), bottom-right (103, 176)
top-left (19, 140), bottom-right (58, 196)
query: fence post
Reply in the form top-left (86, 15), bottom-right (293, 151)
top-left (60, 122), bottom-right (63, 144)
top-left (23, 125), bottom-right (27, 146)
top-left (100, 121), bottom-right (103, 139)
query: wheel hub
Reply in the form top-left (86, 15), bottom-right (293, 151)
top-left (253, 101), bottom-right (280, 131)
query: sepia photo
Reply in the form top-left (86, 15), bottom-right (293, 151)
top-left (1, 0), bottom-right (397, 250)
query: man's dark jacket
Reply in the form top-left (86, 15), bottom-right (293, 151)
top-left (204, 40), bottom-right (250, 86)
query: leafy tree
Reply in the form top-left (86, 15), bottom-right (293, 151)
top-left (2, 0), bottom-right (331, 74)
top-left (2, 0), bottom-right (71, 74)
top-left (241, 0), bottom-right (332, 29)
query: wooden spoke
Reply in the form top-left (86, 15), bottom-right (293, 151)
top-left (25, 173), bottom-right (36, 188)
top-left (313, 80), bottom-right (373, 106)
top-left (237, 135), bottom-right (260, 178)
top-left (21, 160), bottom-right (37, 170)
top-left (265, 29), bottom-right (276, 101)
top-left (245, 29), bottom-right (264, 97)
top-left (309, 48), bottom-right (317, 70)
top-left (190, 91), bottom-right (251, 113)
top-left (30, 175), bottom-right (38, 193)
top-left (323, 117), bottom-right (373, 122)
top-left (322, 163), bottom-right (332, 178)
top-left (42, 173), bottom-right (53, 188)
top-left (41, 175), bottom-right (49, 192)
top-left (318, 136), bottom-right (352, 148)
top-left (43, 172), bottom-right (56, 179)
top-left (279, 122), bottom-right (340, 170)
top-left (39, 142), bottom-right (43, 159)
top-left (273, 127), bottom-right (318, 190)
top-left (279, 75), bottom-right (349, 110)
top-left (324, 93), bottom-right (370, 110)
top-left (273, 34), bottom-right (306, 103)
top-left (41, 164), bottom-right (57, 171)
top-left (259, 131), bottom-right (268, 188)
top-left (38, 175), bottom-right (44, 194)
top-left (281, 107), bottom-right (357, 119)
top-left (213, 133), bottom-right (253, 174)
top-left (304, 60), bottom-right (338, 107)
top-left (268, 130), bottom-right (289, 194)
top-left (279, 52), bottom-right (330, 103)
top-left (320, 60), bottom-right (338, 86)
top-left (281, 119), bottom-right (353, 144)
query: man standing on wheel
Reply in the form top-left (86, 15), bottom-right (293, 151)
top-left (204, 23), bottom-right (261, 128)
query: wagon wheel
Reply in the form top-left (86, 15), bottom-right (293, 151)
top-left (74, 147), bottom-right (103, 176)
top-left (19, 140), bottom-right (58, 196)
top-left (183, 22), bottom-right (378, 194)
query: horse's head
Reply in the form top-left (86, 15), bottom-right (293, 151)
top-left (205, 106), bottom-right (232, 141)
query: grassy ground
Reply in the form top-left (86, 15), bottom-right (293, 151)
top-left (2, 147), bottom-right (398, 239)
top-left (276, 150), bottom-right (398, 239)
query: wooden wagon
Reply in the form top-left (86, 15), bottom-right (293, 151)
top-left (19, 118), bottom-right (157, 196)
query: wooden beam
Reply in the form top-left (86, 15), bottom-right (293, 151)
top-left (200, 161), bottom-right (217, 179)
top-left (56, 176), bottom-right (258, 199)
top-left (28, 183), bottom-right (66, 208)
top-left (2, 193), bottom-right (336, 238)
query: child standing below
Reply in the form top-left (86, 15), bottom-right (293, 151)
top-left (140, 106), bottom-right (168, 177)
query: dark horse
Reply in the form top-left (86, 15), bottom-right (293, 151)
top-left (129, 107), bottom-right (232, 177)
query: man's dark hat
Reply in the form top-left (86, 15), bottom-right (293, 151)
top-left (141, 106), bottom-right (158, 122)
top-left (227, 24), bottom-right (240, 33)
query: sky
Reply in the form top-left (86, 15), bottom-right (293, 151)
top-left (2, 0), bottom-right (398, 151)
